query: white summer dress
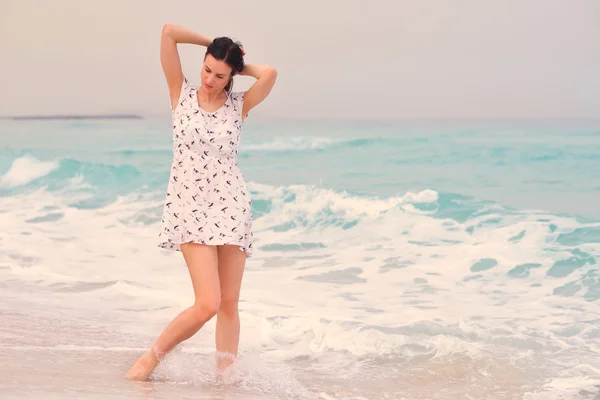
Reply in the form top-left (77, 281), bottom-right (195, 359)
top-left (157, 77), bottom-right (253, 257)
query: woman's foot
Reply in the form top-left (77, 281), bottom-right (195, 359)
top-left (124, 350), bottom-right (160, 381)
top-left (215, 351), bottom-right (236, 372)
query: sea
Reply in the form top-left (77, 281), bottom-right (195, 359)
top-left (1, 116), bottom-right (599, 400)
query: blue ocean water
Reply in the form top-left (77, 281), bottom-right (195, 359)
top-left (1, 117), bottom-right (600, 399)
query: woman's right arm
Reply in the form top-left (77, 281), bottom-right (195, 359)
top-left (160, 24), bottom-right (213, 109)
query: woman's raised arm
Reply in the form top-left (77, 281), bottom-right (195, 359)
top-left (160, 24), bottom-right (212, 109)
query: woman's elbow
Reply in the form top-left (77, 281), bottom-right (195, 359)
top-left (265, 66), bottom-right (278, 79)
top-left (161, 23), bottom-right (174, 37)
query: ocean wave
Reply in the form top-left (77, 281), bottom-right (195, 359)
top-left (3, 176), bottom-right (598, 306)
top-left (243, 136), bottom-right (341, 151)
top-left (0, 155), bottom-right (60, 188)
top-left (97, 136), bottom-right (345, 156)
top-left (98, 136), bottom-right (406, 156)
top-left (0, 155), bottom-right (146, 189)
top-left (2, 179), bottom-right (599, 399)
top-left (249, 181), bottom-right (439, 223)
top-left (0, 156), bottom-right (164, 210)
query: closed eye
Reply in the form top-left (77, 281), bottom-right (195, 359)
top-left (206, 67), bottom-right (225, 79)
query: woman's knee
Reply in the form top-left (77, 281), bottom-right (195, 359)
top-left (193, 295), bottom-right (221, 321)
top-left (218, 297), bottom-right (239, 316)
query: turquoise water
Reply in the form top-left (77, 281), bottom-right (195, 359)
top-left (1, 118), bottom-right (600, 399)
top-left (3, 118), bottom-right (600, 217)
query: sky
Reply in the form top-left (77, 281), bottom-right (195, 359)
top-left (1, 0), bottom-right (599, 119)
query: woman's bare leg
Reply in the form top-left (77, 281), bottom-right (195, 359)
top-left (124, 243), bottom-right (220, 380)
top-left (215, 245), bottom-right (247, 371)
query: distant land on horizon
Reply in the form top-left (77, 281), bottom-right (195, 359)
top-left (2, 114), bottom-right (143, 121)
top-left (1, 114), bottom-right (599, 124)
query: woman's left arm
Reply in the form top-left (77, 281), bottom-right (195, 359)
top-left (238, 64), bottom-right (278, 120)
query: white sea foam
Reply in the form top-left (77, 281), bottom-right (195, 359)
top-left (243, 136), bottom-right (341, 152)
top-left (1, 181), bottom-right (599, 399)
top-left (0, 155), bottom-right (60, 188)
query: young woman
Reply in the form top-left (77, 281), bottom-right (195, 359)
top-left (124, 23), bottom-right (277, 381)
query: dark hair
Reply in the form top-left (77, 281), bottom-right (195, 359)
top-left (205, 37), bottom-right (245, 92)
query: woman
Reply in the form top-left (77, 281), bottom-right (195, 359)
top-left (124, 23), bottom-right (277, 381)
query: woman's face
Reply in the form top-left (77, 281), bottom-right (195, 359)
top-left (201, 54), bottom-right (232, 92)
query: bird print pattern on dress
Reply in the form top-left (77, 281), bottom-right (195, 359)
top-left (158, 76), bottom-right (253, 257)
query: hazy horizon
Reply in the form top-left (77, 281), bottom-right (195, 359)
top-left (1, 0), bottom-right (599, 120)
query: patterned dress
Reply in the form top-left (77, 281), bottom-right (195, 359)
top-left (158, 77), bottom-right (253, 257)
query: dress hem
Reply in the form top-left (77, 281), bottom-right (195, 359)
top-left (158, 239), bottom-right (252, 258)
